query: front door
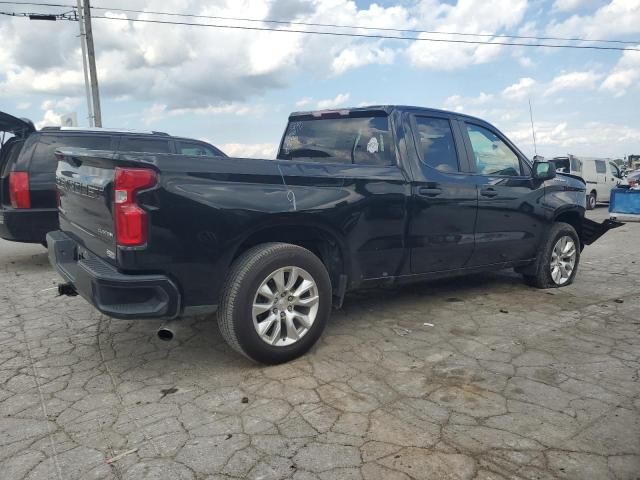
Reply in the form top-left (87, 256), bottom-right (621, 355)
top-left (460, 121), bottom-right (544, 266)
top-left (408, 114), bottom-right (477, 273)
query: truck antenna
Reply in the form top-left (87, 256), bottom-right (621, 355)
top-left (528, 98), bottom-right (538, 158)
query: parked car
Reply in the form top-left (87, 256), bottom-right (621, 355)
top-left (47, 105), bottom-right (620, 364)
top-left (0, 110), bottom-right (225, 245)
top-left (549, 155), bottom-right (624, 210)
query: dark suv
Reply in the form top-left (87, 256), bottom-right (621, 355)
top-left (0, 111), bottom-right (225, 244)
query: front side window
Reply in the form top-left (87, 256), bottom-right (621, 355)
top-left (595, 160), bottom-right (607, 174)
top-left (571, 157), bottom-right (582, 173)
top-left (466, 123), bottom-right (521, 177)
top-left (278, 115), bottom-right (393, 166)
top-left (413, 116), bottom-right (459, 173)
top-left (31, 135), bottom-right (112, 172)
top-left (609, 162), bottom-right (621, 178)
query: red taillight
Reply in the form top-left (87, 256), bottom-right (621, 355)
top-left (113, 167), bottom-right (157, 246)
top-left (9, 172), bottom-right (31, 209)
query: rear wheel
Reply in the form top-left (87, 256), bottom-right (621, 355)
top-left (523, 222), bottom-right (580, 289)
top-left (586, 191), bottom-right (597, 210)
top-left (217, 243), bottom-right (332, 364)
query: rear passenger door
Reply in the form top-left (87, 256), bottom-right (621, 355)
top-left (407, 114), bottom-right (477, 273)
top-left (460, 121), bottom-right (544, 266)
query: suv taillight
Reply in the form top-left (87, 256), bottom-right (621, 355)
top-left (113, 167), bottom-right (157, 246)
top-left (9, 172), bottom-right (31, 209)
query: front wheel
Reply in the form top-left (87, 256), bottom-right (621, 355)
top-left (217, 243), bottom-right (332, 364)
top-left (523, 222), bottom-right (580, 289)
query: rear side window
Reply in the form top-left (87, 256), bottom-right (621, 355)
top-left (278, 115), bottom-right (393, 166)
top-left (413, 116), bottom-right (459, 173)
top-left (119, 137), bottom-right (171, 154)
top-left (595, 160), bottom-right (607, 174)
top-left (31, 135), bottom-right (112, 172)
top-left (177, 141), bottom-right (223, 157)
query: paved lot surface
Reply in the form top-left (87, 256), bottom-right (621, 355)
top-left (1, 207), bottom-right (639, 480)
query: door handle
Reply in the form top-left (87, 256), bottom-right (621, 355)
top-left (480, 188), bottom-right (498, 198)
top-left (418, 187), bottom-right (442, 197)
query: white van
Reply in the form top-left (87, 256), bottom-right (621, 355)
top-left (549, 155), bottom-right (623, 209)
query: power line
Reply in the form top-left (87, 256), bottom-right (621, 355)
top-left (1, 0), bottom-right (639, 46)
top-left (86, 15), bottom-right (640, 52)
top-left (86, 5), bottom-right (640, 46)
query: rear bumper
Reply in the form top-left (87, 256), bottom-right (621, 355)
top-left (0, 207), bottom-right (58, 243)
top-left (47, 230), bottom-right (181, 320)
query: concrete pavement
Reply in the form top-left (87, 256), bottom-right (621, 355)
top-left (1, 206), bottom-right (638, 479)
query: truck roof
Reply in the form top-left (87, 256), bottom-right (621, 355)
top-left (289, 105), bottom-right (490, 124)
top-left (40, 126), bottom-right (170, 136)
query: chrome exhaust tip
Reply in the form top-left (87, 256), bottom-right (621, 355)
top-left (157, 321), bottom-right (179, 341)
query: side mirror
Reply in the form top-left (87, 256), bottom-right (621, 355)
top-left (532, 161), bottom-right (556, 180)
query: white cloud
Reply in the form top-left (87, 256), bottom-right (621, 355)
top-left (601, 47), bottom-right (640, 97)
top-left (547, 0), bottom-right (640, 39)
top-left (502, 77), bottom-right (536, 101)
top-left (506, 121), bottom-right (640, 157)
top-left (317, 93), bottom-right (350, 109)
top-left (220, 142), bottom-right (278, 159)
top-left (0, 0), bottom-right (414, 110)
top-left (407, 0), bottom-right (528, 70)
top-left (295, 97), bottom-right (313, 108)
top-left (552, 0), bottom-right (599, 12)
top-left (544, 71), bottom-right (601, 96)
top-left (144, 102), bottom-right (262, 123)
top-left (331, 44), bottom-right (395, 75)
top-left (443, 92), bottom-right (494, 112)
top-left (35, 110), bottom-right (63, 130)
top-left (41, 97), bottom-right (81, 112)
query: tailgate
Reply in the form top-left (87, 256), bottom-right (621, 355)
top-left (56, 149), bottom-right (119, 263)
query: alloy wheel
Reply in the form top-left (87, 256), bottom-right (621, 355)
top-left (252, 266), bottom-right (320, 346)
top-left (550, 235), bottom-right (577, 285)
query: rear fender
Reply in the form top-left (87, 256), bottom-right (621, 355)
top-left (581, 218), bottom-right (623, 246)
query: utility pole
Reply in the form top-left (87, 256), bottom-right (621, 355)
top-left (76, 0), bottom-right (94, 126)
top-left (82, 0), bottom-right (102, 127)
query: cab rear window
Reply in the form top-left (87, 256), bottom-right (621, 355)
top-left (277, 115), bottom-right (394, 166)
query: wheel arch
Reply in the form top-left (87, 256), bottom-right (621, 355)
top-left (230, 219), bottom-right (350, 296)
top-left (553, 208), bottom-right (585, 248)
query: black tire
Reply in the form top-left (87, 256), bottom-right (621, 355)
top-left (217, 243), bottom-right (332, 364)
top-left (586, 192), bottom-right (597, 210)
top-left (523, 222), bottom-right (580, 289)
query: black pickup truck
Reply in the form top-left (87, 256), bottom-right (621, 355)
top-left (47, 105), bottom-right (618, 363)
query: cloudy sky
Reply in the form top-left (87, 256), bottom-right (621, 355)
top-left (1, 0), bottom-right (639, 159)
